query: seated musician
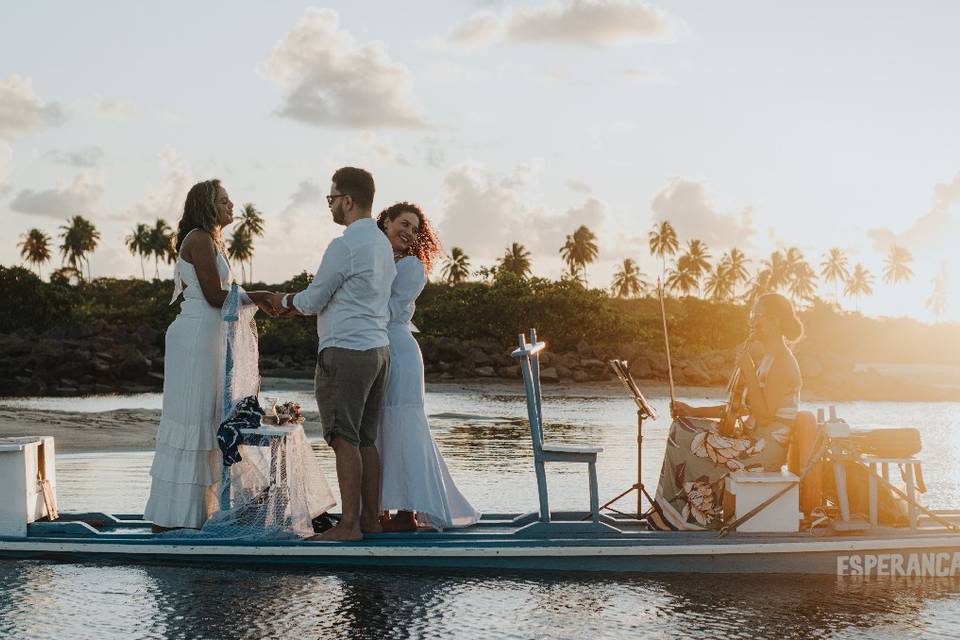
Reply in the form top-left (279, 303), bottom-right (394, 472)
top-left (650, 293), bottom-right (803, 531)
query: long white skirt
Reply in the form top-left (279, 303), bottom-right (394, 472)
top-left (144, 300), bottom-right (223, 528)
top-left (379, 324), bottom-right (480, 529)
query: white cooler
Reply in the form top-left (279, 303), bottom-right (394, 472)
top-left (726, 469), bottom-right (802, 533)
top-left (0, 436), bottom-right (58, 537)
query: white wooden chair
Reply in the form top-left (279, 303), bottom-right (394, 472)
top-left (512, 329), bottom-right (604, 523)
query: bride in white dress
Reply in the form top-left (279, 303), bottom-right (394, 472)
top-left (376, 202), bottom-right (481, 531)
top-left (144, 179), bottom-right (276, 530)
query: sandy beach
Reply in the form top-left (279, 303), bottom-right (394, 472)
top-left (0, 379), bottom-right (731, 454)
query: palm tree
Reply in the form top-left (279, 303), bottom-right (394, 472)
top-left (704, 263), bottom-right (737, 301)
top-left (678, 239), bottom-right (711, 295)
top-left (18, 228), bottom-right (52, 277)
top-left (498, 242), bottom-right (532, 279)
top-left (227, 228), bottom-right (253, 283)
top-left (844, 263), bottom-right (874, 311)
top-left (58, 215), bottom-right (100, 281)
top-left (442, 247), bottom-right (471, 285)
top-left (788, 260), bottom-right (818, 303)
top-left (648, 220), bottom-right (679, 276)
top-left (926, 263), bottom-right (948, 321)
top-left (743, 270), bottom-right (773, 306)
top-left (761, 251), bottom-right (791, 291)
top-left (147, 219), bottom-right (176, 279)
top-left (720, 248), bottom-right (750, 297)
top-left (665, 254), bottom-right (699, 296)
top-left (820, 248), bottom-right (850, 304)
top-left (236, 203), bottom-right (265, 282)
top-left (611, 258), bottom-right (646, 298)
top-left (882, 245), bottom-right (914, 285)
top-left (559, 225), bottom-right (599, 285)
top-left (125, 223), bottom-right (151, 279)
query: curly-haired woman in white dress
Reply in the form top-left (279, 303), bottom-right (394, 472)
top-left (376, 202), bottom-right (481, 531)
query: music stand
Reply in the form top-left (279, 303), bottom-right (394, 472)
top-left (599, 359), bottom-right (658, 520)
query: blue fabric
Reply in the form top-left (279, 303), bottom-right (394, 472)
top-left (217, 395), bottom-right (265, 466)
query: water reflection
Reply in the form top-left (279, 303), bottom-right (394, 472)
top-left (2, 561), bottom-right (960, 639)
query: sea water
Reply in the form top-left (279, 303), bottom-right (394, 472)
top-left (1, 385), bottom-right (959, 639)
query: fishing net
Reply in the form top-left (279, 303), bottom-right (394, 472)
top-left (163, 285), bottom-right (336, 540)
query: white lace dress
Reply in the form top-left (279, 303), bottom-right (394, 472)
top-left (144, 245), bottom-right (233, 528)
top-left (378, 256), bottom-right (481, 529)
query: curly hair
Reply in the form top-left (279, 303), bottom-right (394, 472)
top-left (176, 179), bottom-right (223, 253)
top-left (376, 201), bottom-right (442, 275)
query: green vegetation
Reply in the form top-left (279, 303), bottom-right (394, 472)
top-left (2, 264), bottom-right (956, 369)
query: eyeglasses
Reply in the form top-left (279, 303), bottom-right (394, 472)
top-left (326, 194), bottom-right (348, 206)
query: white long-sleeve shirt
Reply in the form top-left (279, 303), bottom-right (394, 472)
top-left (292, 217), bottom-right (396, 352)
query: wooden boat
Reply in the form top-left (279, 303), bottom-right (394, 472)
top-left (3, 330), bottom-right (959, 576)
top-left (3, 510), bottom-right (960, 576)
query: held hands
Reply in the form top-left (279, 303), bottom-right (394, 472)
top-left (265, 292), bottom-right (299, 319)
top-left (247, 291), bottom-right (298, 318)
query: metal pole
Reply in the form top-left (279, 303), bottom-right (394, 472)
top-left (637, 409), bottom-right (642, 516)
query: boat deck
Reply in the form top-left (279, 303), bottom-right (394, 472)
top-left (5, 511), bottom-right (960, 575)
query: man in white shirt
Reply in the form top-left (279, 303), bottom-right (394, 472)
top-left (269, 167), bottom-right (396, 541)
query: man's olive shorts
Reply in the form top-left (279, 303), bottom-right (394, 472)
top-left (314, 346), bottom-right (390, 448)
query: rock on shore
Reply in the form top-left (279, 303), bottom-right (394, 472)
top-left (0, 327), bottom-right (955, 402)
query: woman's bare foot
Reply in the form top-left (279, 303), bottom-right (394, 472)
top-left (382, 511), bottom-right (417, 532)
top-left (151, 524), bottom-right (185, 533)
top-left (308, 524), bottom-right (363, 541)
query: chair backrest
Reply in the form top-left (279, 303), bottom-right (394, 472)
top-left (512, 330), bottom-right (547, 453)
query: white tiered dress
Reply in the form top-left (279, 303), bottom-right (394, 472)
top-left (144, 244), bottom-right (233, 528)
top-left (378, 256), bottom-right (481, 529)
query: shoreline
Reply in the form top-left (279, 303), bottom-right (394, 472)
top-left (1, 379), bottom-right (957, 455)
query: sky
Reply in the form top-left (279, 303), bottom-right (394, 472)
top-left (1, 1), bottom-right (959, 322)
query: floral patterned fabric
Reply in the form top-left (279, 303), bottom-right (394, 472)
top-left (654, 416), bottom-right (793, 530)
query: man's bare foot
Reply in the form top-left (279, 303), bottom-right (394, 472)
top-left (360, 515), bottom-right (383, 534)
top-left (308, 524), bottom-right (362, 541)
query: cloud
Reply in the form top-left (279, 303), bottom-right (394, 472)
top-left (566, 178), bottom-right (592, 193)
top-left (0, 74), bottom-right (66, 139)
top-left (42, 146), bottom-right (105, 168)
top-left (264, 179), bottom-right (341, 269)
top-left (350, 131), bottom-right (411, 167)
top-left (650, 178), bottom-right (755, 250)
top-left (444, 12), bottom-right (502, 48)
top-left (436, 164), bottom-right (606, 259)
top-left (443, 0), bottom-right (681, 49)
top-left (423, 137), bottom-right (448, 169)
top-left (94, 99), bottom-right (137, 120)
top-left (10, 172), bottom-right (103, 218)
top-left (281, 179), bottom-right (323, 217)
top-left (0, 143), bottom-right (11, 192)
top-left (265, 8), bottom-right (426, 129)
top-left (126, 149), bottom-right (194, 223)
top-left (868, 172), bottom-right (960, 253)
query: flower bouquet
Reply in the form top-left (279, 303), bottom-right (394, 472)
top-left (263, 397), bottom-right (305, 425)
